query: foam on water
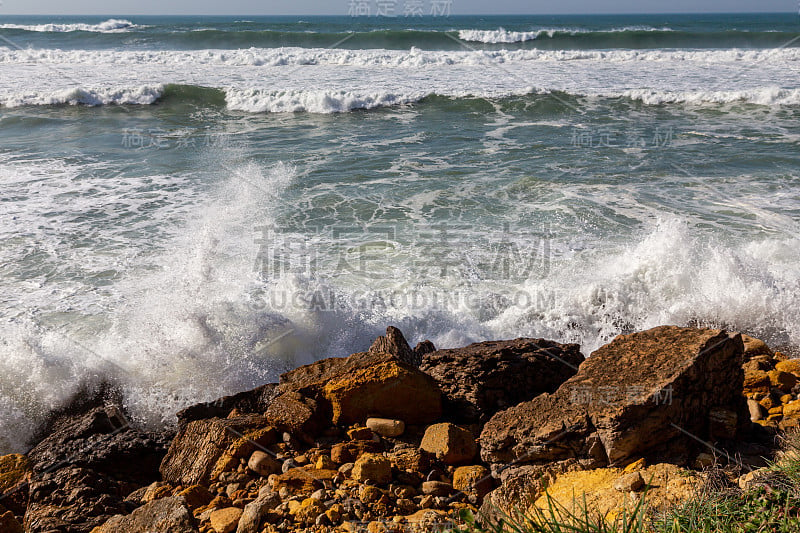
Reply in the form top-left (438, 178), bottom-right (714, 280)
top-left (0, 18), bottom-right (138, 33)
top-left (2, 151), bottom-right (798, 453)
top-left (458, 26), bottom-right (674, 43)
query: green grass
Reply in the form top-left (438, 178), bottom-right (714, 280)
top-left (459, 432), bottom-right (800, 533)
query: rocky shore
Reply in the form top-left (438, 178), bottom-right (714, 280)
top-left (0, 325), bottom-right (796, 533)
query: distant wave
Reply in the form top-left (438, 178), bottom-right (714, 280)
top-left (458, 26), bottom-right (674, 44)
top-left (0, 23), bottom-right (796, 50)
top-left (2, 83), bottom-right (798, 112)
top-left (0, 18), bottom-right (137, 33)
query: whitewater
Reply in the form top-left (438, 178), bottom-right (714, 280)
top-left (0, 13), bottom-right (798, 453)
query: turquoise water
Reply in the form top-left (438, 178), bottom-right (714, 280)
top-left (0, 13), bottom-right (798, 451)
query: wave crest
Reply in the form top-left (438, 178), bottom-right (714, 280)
top-left (0, 18), bottom-right (137, 33)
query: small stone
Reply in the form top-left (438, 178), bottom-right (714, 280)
top-left (316, 455), bottom-right (335, 470)
top-left (294, 454), bottom-right (309, 465)
top-left (352, 453), bottom-right (391, 484)
top-left (769, 370), bottom-right (797, 392)
top-left (452, 465), bottom-right (490, 498)
top-left (310, 488), bottom-right (326, 500)
top-left (623, 458), bottom-right (646, 473)
top-left (237, 490), bottom-right (281, 533)
top-left (339, 463), bottom-right (355, 477)
top-left (419, 495), bottom-right (435, 509)
top-left (396, 498), bottom-right (416, 514)
top-left (748, 399), bottom-right (765, 422)
top-left (421, 481), bottom-right (453, 496)
top-left (612, 471), bottom-right (644, 492)
top-left (248, 451), bottom-right (282, 477)
top-left (210, 507), bottom-right (243, 533)
top-left (366, 418), bottom-right (406, 438)
top-left (331, 443), bottom-right (354, 464)
top-left (360, 485), bottom-right (383, 504)
top-left (294, 497), bottom-right (326, 526)
top-left (693, 453), bottom-right (715, 469)
top-left (420, 423), bottom-right (476, 465)
top-left (177, 484), bottom-right (213, 510)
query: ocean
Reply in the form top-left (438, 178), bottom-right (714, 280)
top-left (0, 13), bottom-right (798, 452)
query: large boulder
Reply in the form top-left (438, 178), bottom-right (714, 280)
top-left (480, 327), bottom-right (747, 467)
top-left (23, 405), bottom-right (168, 533)
top-left (420, 338), bottom-right (584, 424)
top-left (274, 344), bottom-right (442, 428)
top-left (176, 383), bottom-right (279, 427)
top-left (159, 415), bottom-right (273, 486)
top-left (91, 496), bottom-right (198, 533)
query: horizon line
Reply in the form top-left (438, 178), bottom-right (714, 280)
top-left (1, 11), bottom-right (797, 16)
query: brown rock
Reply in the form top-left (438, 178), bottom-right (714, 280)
top-left (160, 415), bottom-right (267, 486)
top-left (24, 403), bottom-right (167, 533)
top-left (248, 451), bottom-right (281, 477)
top-left (176, 383), bottom-right (279, 427)
top-left (264, 392), bottom-right (325, 440)
top-left (743, 366), bottom-right (771, 394)
top-left (420, 423), bottom-right (477, 465)
top-left (92, 496), bottom-right (198, 533)
top-left (742, 334), bottom-right (772, 359)
top-left (776, 359), bottom-right (800, 375)
top-left (274, 467), bottom-right (336, 495)
top-left (390, 447), bottom-right (430, 473)
top-left (369, 326), bottom-right (420, 367)
top-left (209, 507), bottom-right (242, 533)
top-left (480, 326), bottom-right (747, 467)
top-left (366, 418), bottom-right (405, 437)
top-left (452, 465), bottom-right (492, 498)
top-left (293, 498), bottom-right (325, 526)
top-left (784, 399), bottom-right (800, 419)
top-left (768, 370), bottom-right (797, 392)
top-left (360, 485), bottom-right (383, 504)
top-left (331, 443), bottom-right (354, 464)
top-left (419, 338), bottom-right (584, 424)
top-left (0, 454), bottom-right (31, 515)
top-left (421, 481), bottom-right (453, 496)
top-left (612, 471), bottom-right (645, 492)
top-left (178, 484), bottom-right (213, 510)
top-left (0, 511), bottom-right (23, 533)
top-left (352, 453), bottom-right (392, 484)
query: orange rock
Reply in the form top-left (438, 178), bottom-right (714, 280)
top-left (323, 361), bottom-right (442, 425)
top-left (421, 423), bottom-right (477, 465)
top-left (352, 453), bottom-right (392, 484)
top-left (776, 359), bottom-right (800, 376)
top-left (768, 370), bottom-right (797, 392)
top-left (209, 507), bottom-right (242, 533)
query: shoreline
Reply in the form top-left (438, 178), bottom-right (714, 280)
top-left (1, 324), bottom-right (795, 532)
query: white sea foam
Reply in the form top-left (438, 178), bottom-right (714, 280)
top-left (615, 87), bottom-right (800, 106)
top-left (1, 46), bottom-right (797, 68)
top-left (0, 18), bottom-right (138, 33)
top-left (225, 88), bottom-right (428, 113)
top-left (458, 26), bottom-right (674, 43)
top-left (0, 85), bottom-right (163, 107)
